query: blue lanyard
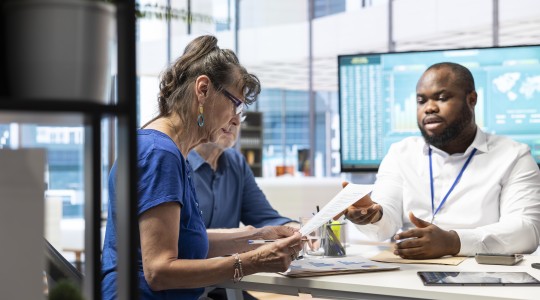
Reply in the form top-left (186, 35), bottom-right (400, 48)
top-left (429, 147), bottom-right (477, 223)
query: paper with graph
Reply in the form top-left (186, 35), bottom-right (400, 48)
top-left (280, 256), bottom-right (399, 277)
top-left (299, 183), bottom-right (372, 236)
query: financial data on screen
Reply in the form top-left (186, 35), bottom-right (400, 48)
top-left (338, 45), bottom-right (540, 171)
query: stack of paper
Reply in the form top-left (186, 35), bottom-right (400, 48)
top-left (280, 256), bottom-right (400, 278)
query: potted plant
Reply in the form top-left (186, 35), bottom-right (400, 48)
top-left (48, 279), bottom-right (84, 300)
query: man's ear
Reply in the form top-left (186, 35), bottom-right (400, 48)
top-left (467, 91), bottom-right (477, 108)
top-left (195, 75), bottom-right (211, 102)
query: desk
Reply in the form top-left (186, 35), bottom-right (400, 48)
top-left (216, 246), bottom-right (540, 300)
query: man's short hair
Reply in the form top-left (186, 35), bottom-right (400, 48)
top-left (426, 62), bottom-right (476, 94)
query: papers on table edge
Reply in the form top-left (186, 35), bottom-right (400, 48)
top-left (370, 250), bottom-right (467, 266)
top-left (280, 256), bottom-right (400, 278)
top-left (299, 183), bottom-right (372, 236)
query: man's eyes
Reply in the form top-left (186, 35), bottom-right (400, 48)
top-left (416, 95), bottom-right (449, 103)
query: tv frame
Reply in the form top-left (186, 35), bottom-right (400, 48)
top-left (338, 44), bottom-right (540, 173)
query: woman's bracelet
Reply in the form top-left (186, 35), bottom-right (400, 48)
top-left (232, 253), bottom-right (244, 283)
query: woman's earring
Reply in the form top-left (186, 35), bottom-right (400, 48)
top-left (197, 104), bottom-right (204, 127)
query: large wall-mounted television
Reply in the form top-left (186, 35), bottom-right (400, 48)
top-left (338, 45), bottom-right (540, 172)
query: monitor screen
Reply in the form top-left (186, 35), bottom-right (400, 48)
top-left (338, 45), bottom-right (540, 172)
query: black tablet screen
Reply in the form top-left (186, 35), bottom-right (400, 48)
top-left (418, 271), bottom-right (540, 286)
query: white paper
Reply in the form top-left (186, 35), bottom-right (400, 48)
top-left (299, 183), bottom-right (372, 236)
top-left (280, 255), bottom-right (399, 277)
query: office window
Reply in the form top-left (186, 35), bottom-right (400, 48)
top-left (21, 125), bottom-right (84, 218)
top-left (214, 0), bottom-right (233, 32)
top-left (255, 88), bottom-right (338, 177)
top-left (0, 124), bottom-right (11, 148)
top-left (314, 0), bottom-right (346, 18)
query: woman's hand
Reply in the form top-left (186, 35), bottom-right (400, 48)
top-left (253, 225), bottom-right (298, 240)
top-left (246, 232), bottom-right (303, 273)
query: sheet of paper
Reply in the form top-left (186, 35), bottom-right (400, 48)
top-left (299, 183), bottom-right (372, 236)
top-left (279, 255), bottom-right (400, 277)
top-left (370, 250), bottom-right (467, 266)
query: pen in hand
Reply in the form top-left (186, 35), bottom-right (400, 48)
top-left (247, 239), bottom-right (275, 244)
top-left (248, 237), bottom-right (312, 244)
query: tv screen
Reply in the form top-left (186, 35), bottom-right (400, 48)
top-left (338, 45), bottom-right (540, 172)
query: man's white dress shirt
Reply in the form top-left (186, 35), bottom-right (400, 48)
top-left (357, 128), bottom-right (540, 256)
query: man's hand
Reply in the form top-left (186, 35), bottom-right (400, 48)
top-left (393, 212), bottom-right (461, 259)
top-left (334, 181), bottom-right (382, 225)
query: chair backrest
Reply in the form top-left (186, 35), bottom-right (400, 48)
top-left (44, 238), bottom-right (83, 289)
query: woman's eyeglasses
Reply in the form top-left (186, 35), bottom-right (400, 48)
top-left (221, 89), bottom-right (246, 115)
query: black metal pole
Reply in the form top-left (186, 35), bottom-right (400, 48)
top-left (388, 0), bottom-right (395, 52)
top-left (187, 0), bottom-right (191, 35)
top-left (308, 0), bottom-right (315, 176)
top-left (83, 113), bottom-right (102, 300)
top-left (167, 0), bottom-right (172, 63)
top-left (0, 0), bottom-right (6, 96)
top-left (493, 0), bottom-right (499, 47)
top-left (116, 0), bottom-right (139, 299)
top-left (234, 0), bottom-right (240, 56)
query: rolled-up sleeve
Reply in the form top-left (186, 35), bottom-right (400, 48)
top-left (455, 149), bottom-right (540, 256)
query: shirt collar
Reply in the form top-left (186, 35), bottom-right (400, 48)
top-left (422, 127), bottom-right (488, 156)
top-left (187, 148), bottom-right (230, 172)
top-left (187, 150), bottom-right (206, 171)
top-left (469, 127), bottom-right (488, 154)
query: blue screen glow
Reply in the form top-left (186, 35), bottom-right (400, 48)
top-left (338, 45), bottom-right (540, 171)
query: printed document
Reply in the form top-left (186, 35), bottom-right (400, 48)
top-left (299, 183), bottom-right (372, 236)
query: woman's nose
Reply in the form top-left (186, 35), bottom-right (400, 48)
top-left (230, 114), bottom-right (240, 126)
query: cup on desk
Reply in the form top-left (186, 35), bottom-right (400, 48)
top-left (300, 217), bottom-right (324, 256)
top-left (300, 218), bottom-right (347, 257)
top-left (323, 221), bottom-right (347, 257)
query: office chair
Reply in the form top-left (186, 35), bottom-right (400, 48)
top-left (44, 238), bottom-right (83, 291)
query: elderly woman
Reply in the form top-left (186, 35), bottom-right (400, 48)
top-left (101, 35), bottom-right (303, 300)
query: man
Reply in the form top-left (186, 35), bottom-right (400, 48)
top-left (189, 113), bottom-right (297, 300)
top-left (188, 113), bottom-right (296, 231)
top-left (341, 62), bottom-right (540, 259)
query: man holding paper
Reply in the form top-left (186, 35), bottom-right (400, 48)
top-left (340, 62), bottom-right (540, 259)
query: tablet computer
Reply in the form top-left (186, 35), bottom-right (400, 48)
top-left (417, 271), bottom-right (540, 286)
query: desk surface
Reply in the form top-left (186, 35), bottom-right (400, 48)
top-left (217, 246), bottom-right (540, 300)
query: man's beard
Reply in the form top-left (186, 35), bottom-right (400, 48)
top-left (419, 105), bottom-right (472, 149)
